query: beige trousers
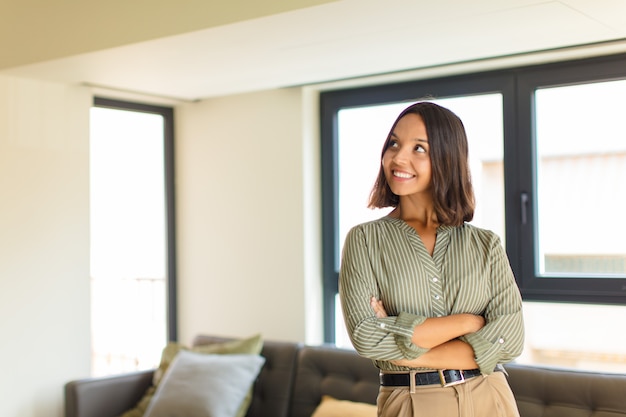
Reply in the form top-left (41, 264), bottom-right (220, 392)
top-left (377, 372), bottom-right (520, 417)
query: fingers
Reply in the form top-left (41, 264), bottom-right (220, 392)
top-left (370, 297), bottom-right (388, 318)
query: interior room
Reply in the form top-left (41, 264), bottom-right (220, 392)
top-left (2, 1), bottom-right (626, 416)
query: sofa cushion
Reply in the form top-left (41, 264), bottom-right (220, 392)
top-left (290, 345), bottom-right (379, 417)
top-left (156, 334), bottom-right (263, 384)
top-left (311, 395), bottom-right (377, 417)
top-left (144, 351), bottom-right (265, 417)
top-left (119, 334), bottom-right (263, 417)
top-left (194, 336), bottom-right (301, 417)
top-left (505, 363), bottom-right (626, 417)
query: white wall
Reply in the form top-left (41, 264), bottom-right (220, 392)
top-left (175, 87), bottom-right (323, 345)
top-left (0, 75), bottom-right (91, 417)
top-left (0, 78), bottom-right (323, 415)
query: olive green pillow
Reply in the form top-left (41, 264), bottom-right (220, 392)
top-left (119, 333), bottom-right (263, 417)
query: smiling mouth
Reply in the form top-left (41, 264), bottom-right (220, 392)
top-left (393, 170), bottom-right (414, 179)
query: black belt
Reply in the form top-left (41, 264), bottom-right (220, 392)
top-left (380, 369), bottom-right (481, 388)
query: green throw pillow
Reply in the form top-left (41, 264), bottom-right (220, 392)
top-left (119, 333), bottom-right (263, 417)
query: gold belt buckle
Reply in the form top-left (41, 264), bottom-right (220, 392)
top-left (438, 369), bottom-right (465, 387)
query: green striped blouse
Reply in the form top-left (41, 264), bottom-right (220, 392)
top-left (338, 216), bottom-right (524, 375)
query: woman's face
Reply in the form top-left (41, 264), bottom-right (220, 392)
top-left (382, 113), bottom-right (432, 199)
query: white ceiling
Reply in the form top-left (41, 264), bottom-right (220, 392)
top-left (3, 0), bottom-right (626, 102)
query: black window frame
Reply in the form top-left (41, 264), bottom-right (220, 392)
top-left (515, 54), bottom-right (626, 303)
top-left (93, 97), bottom-right (178, 342)
top-left (320, 52), bottom-right (626, 343)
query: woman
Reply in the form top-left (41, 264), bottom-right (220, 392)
top-left (339, 102), bottom-right (524, 416)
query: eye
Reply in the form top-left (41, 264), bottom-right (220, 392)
top-left (387, 139), bottom-right (399, 149)
top-left (415, 144), bottom-right (426, 153)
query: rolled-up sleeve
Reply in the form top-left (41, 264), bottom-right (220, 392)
top-left (339, 227), bottom-right (429, 361)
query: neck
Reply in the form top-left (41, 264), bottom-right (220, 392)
top-left (390, 196), bottom-right (439, 228)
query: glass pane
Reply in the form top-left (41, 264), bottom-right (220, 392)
top-left (535, 80), bottom-right (626, 277)
top-left (90, 106), bottom-right (167, 376)
top-left (336, 94), bottom-right (504, 343)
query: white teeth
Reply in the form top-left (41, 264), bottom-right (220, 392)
top-left (393, 171), bottom-right (414, 179)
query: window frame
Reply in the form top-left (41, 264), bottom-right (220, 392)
top-left (93, 97), bottom-right (178, 341)
top-left (514, 54), bottom-right (626, 303)
top-left (320, 53), bottom-right (626, 343)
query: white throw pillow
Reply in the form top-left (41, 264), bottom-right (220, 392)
top-left (144, 350), bottom-right (265, 417)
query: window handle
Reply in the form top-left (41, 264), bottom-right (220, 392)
top-left (520, 192), bottom-right (529, 225)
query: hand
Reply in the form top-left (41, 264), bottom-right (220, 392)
top-left (370, 297), bottom-right (388, 318)
top-left (463, 314), bottom-right (485, 333)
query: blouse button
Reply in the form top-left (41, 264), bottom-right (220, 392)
top-left (432, 277), bottom-right (438, 283)
top-left (434, 295), bottom-right (440, 300)
top-left (499, 338), bottom-right (505, 344)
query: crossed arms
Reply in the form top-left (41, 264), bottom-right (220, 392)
top-left (370, 297), bottom-right (484, 370)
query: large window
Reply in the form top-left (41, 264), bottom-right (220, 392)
top-left (517, 62), bottom-right (626, 301)
top-left (321, 53), bottom-right (626, 347)
top-left (90, 98), bottom-right (176, 375)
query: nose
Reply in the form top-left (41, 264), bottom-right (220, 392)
top-left (391, 146), bottom-right (411, 163)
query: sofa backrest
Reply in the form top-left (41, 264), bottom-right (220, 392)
top-left (289, 344), bottom-right (379, 417)
top-left (188, 334), bottom-right (626, 417)
top-left (193, 335), bottom-right (300, 417)
top-left (245, 340), bottom-right (301, 417)
top-left (505, 363), bottom-right (626, 417)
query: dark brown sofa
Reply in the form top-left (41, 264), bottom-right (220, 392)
top-left (65, 335), bottom-right (626, 417)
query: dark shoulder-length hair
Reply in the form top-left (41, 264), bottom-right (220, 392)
top-left (368, 101), bottom-right (475, 226)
